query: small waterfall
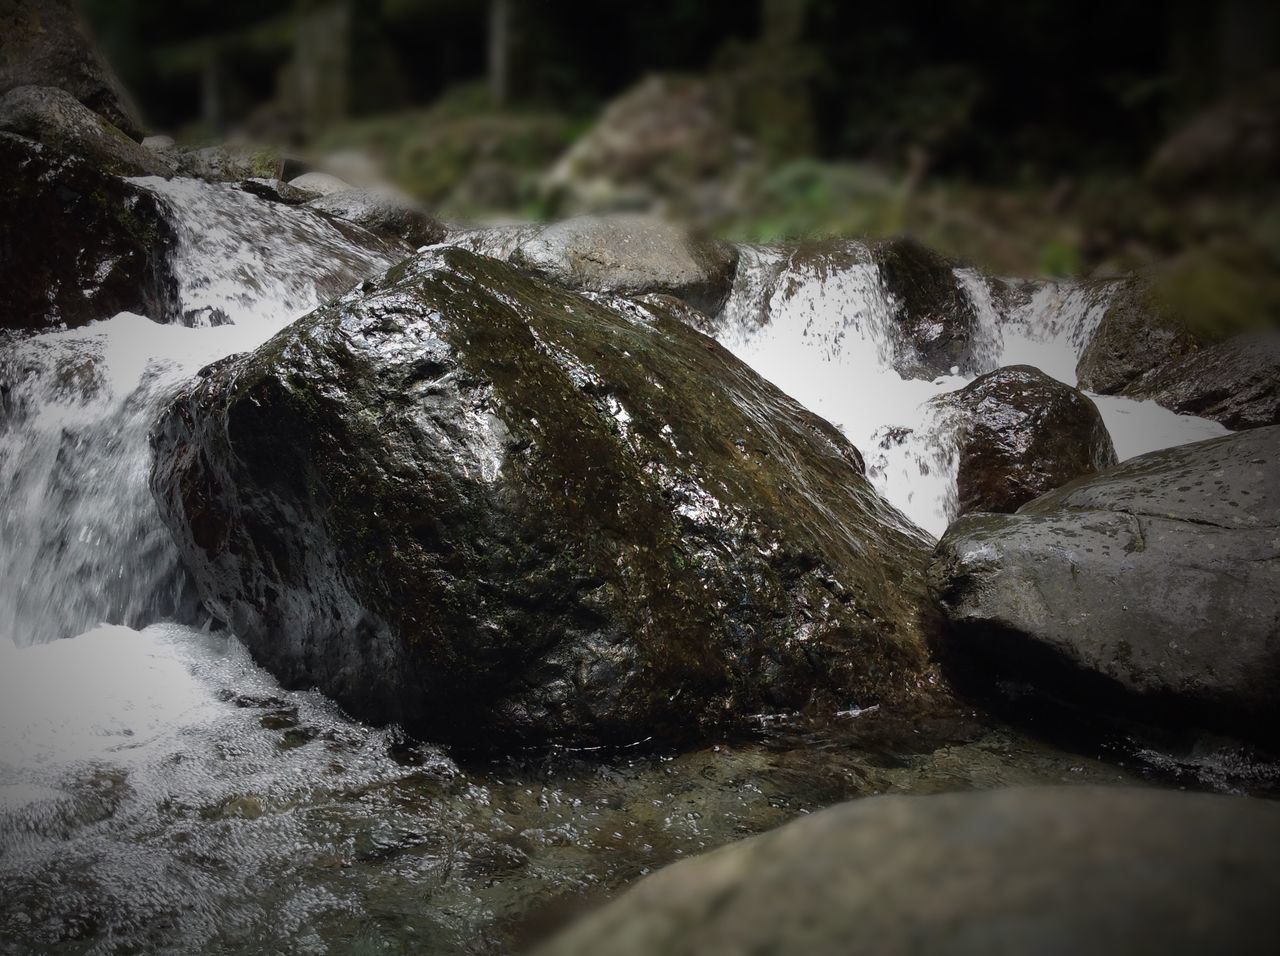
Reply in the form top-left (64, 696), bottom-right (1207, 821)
top-left (714, 248), bottom-right (1227, 537)
top-left (0, 179), bottom-right (399, 648)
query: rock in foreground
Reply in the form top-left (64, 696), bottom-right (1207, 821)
top-left (0, 132), bottom-right (175, 331)
top-left (930, 427), bottom-right (1280, 741)
top-left (152, 247), bottom-right (944, 747)
top-left (536, 786), bottom-right (1280, 956)
top-left (934, 365), bottom-right (1116, 517)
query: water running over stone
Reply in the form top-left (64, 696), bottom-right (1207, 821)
top-left (712, 244), bottom-right (1227, 536)
top-left (0, 179), bottom-right (398, 647)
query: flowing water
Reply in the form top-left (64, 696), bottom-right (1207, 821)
top-left (0, 188), bottom-right (1259, 954)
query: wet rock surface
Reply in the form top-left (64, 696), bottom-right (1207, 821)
top-left (152, 246), bottom-right (946, 748)
top-left (1075, 275), bottom-right (1199, 394)
top-left (934, 365), bottom-right (1116, 517)
top-left (0, 132), bottom-right (176, 331)
top-left (929, 426), bottom-right (1280, 742)
top-left (153, 143), bottom-right (284, 182)
top-left (869, 236), bottom-right (979, 378)
top-left (536, 786), bottom-right (1280, 956)
top-left (237, 177), bottom-right (312, 205)
top-left (0, 85), bottom-right (169, 176)
top-left (287, 170), bottom-right (352, 197)
top-left (0, 0), bottom-right (145, 140)
top-left (501, 215), bottom-right (740, 316)
top-left (306, 187), bottom-right (448, 248)
top-left (1121, 332), bottom-right (1280, 430)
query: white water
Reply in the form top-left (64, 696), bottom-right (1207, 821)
top-left (714, 244), bottom-right (1227, 536)
top-left (0, 191), bottom-right (1242, 951)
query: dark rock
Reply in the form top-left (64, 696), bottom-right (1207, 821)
top-left (0, 0), bottom-right (145, 140)
top-left (1120, 333), bottom-right (1280, 431)
top-left (305, 187), bottom-right (447, 248)
top-left (237, 177), bottom-right (311, 205)
top-left (151, 247), bottom-right (945, 748)
top-left (1076, 262), bottom-right (1279, 429)
top-left (0, 85), bottom-right (169, 176)
top-left (929, 426), bottom-right (1280, 742)
top-left (934, 365), bottom-right (1116, 517)
top-left (505, 215), bottom-right (740, 316)
top-left (0, 132), bottom-right (176, 331)
top-left (870, 236), bottom-right (979, 378)
top-left (536, 786), bottom-right (1280, 956)
top-left (1075, 274), bottom-right (1200, 395)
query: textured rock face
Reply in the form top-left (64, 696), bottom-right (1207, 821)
top-left (505, 215), bottom-right (740, 316)
top-left (1122, 333), bottom-right (1280, 430)
top-left (154, 143), bottom-right (283, 182)
top-left (935, 365), bottom-right (1116, 517)
top-left (869, 236), bottom-right (978, 378)
top-left (306, 187), bottom-right (448, 249)
top-left (1075, 275), bottom-right (1199, 395)
top-left (929, 427), bottom-right (1280, 741)
top-left (0, 85), bottom-right (169, 176)
top-left (151, 247), bottom-right (944, 748)
top-left (0, 132), bottom-right (176, 331)
top-left (0, 0), bottom-right (145, 140)
top-left (537, 786), bottom-right (1280, 956)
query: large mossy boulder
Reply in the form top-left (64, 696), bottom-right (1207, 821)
top-left (929, 426), bottom-right (1280, 742)
top-left (933, 365), bottom-right (1116, 517)
top-left (537, 786), bottom-right (1280, 956)
top-left (0, 132), bottom-right (175, 331)
top-left (0, 85), bottom-right (169, 176)
top-left (0, 0), bottom-right (145, 140)
top-left (151, 247), bottom-right (946, 748)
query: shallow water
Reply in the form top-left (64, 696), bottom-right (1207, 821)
top-left (0, 184), bottom-right (1263, 954)
top-left (0, 622), bottom-right (1180, 956)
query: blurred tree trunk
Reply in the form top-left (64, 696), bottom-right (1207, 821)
top-left (489, 0), bottom-right (510, 108)
top-left (293, 0), bottom-right (350, 137)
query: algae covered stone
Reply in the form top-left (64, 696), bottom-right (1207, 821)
top-left (152, 247), bottom-right (946, 748)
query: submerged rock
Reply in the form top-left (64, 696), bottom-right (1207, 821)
top-left (536, 786), bottom-right (1280, 956)
top-left (0, 132), bottom-right (176, 331)
top-left (0, 85), bottom-right (168, 176)
top-left (152, 247), bottom-right (944, 748)
top-left (933, 365), bottom-right (1116, 517)
top-left (306, 187), bottom-right (447, 248)
top-left (929, 426), bottom-right (1280, 742)
top-left (869, 236), bottom-right (979, 378)
top-left (505, 215), bottom-right (740, 316)
top-left (0, 0), bottom-right (145, 140)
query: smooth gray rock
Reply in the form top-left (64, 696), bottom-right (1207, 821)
top-left (0, 0), bottom-right (145, 140)
top-left (537, 786), bottom-right (1280, 956)
top-left (151, 247), bottom-right (945, 749)
top-left (287, 171), bottom-right (351, 197)
top-left (929, 426), bottom-right (1280, 740)
top-left (305, 187), bottom-right (447, 248)
top-left (507, 215), bottom-right (740, 316)
top-left (0, 85), bottom-right (168, 176)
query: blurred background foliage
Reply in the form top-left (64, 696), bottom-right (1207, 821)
top-left (81, 0), bottom-right (1280, 299)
